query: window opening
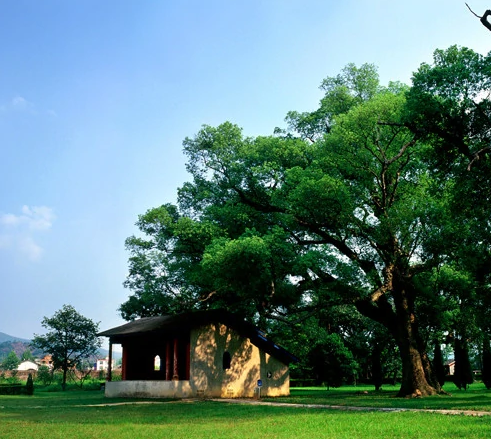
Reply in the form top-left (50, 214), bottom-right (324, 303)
top-left (223, 351), bottom-right (231, 370)
top-left (154, 355), bottom-right (161, 371)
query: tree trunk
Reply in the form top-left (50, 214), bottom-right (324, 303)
top-left (395, 333), bottom-right (439, 397)
top-left (392, 283), bottom-right (440, 397)
top-left (62, 362), bottom-right (68, 391)
top-left (357, 272), bottom-right (441, 397)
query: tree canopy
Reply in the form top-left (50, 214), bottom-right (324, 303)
top-left (31, 305), bottom-right (101, 390)
top-left (121, 46), bottom-right (491, 397)
top-left (1, 350), bottom-right (20, 371)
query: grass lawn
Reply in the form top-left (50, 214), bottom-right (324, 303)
top-left (0, 385), bottom-right (490, 439)
top-left (266, 382), bottom-right (491, 412)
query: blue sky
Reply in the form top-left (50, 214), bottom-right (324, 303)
top-left (0, 0), bottom-right (489, 344)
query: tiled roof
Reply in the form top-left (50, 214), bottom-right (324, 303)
top-left (99, 309), bottom-right (298, 364)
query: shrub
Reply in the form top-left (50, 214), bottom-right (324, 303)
top-left (453, 339), bottom-right (474, 390)
top-left (482, 335), bottom-right (491, 390)
top-left (36, 365), bottom-right (53, 386)
top-left (25, 373), bottom-right (34, 395)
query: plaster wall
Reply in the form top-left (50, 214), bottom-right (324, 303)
top-left (105, 380), bottom-right (192, 398)
top-left (189, 323), bottom-right (290, 398)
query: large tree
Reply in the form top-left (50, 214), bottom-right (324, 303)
top-left (123, 48), bottom-right (491, 397)
top-left (122, 62), bottom-right (454, 396)
top-left (31, 305), bottom-right (101, 390)
top-left (407, 45), bottom-right (491, 358)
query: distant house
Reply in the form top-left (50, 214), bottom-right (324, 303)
top-left (445, 360), bottom-right (455, 375)
top-left (17, 360), bottom-right (38, 371)
top-left (98, 310), bottom-right (298, 399)
top-left (94, 357), bottom-right (114, 371)
top-left (38, 355), bottom-right (53, 369)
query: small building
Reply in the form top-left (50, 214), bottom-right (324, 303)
top-left (17, 360), bottom-right (39, 371)
top-left (94, 357), bottom-right (114, 371)
top-left (38, 355), bottom-right (53, 369)
top-left (98, 310), bottom-right (298, 399)
top-left (445, 360), bottom-right (455, 376)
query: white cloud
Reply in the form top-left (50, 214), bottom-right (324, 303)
top-left (11, 96), bottom-right (35, 112)
top-left (0, 205), bottom-right (55, 230)
top-left (1, 96), bottom-right (56, 116)
top-left (0, 205), bottom-right (55, 261)
top-left (19, 236), bottom-right (43, 261)
top-left (12, 96), bottom-right (27, 108)
top-left (21, 205), bottom-right (55, 230)
top-left (0, 213), bottom-right (22, 227)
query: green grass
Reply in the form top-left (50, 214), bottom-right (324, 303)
top-left (265, 382), bottom-right (491, 412)
top-left (0, 386), bottom-right (490, 439)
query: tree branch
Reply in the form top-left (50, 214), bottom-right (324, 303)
top-left (467, 146), bottom-right (491, 170)
top-left (466, 3), bottom-right (491, 32)
top-left (481, 10), bottom-right (491, 32)
top-left (466, 3), bottom-right (481, 18)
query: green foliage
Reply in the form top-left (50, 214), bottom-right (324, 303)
top-left (407, 45), bottom-right (491, 169)
top-left (20, 349), bottom-right (35, 362)
top-left (25, 373), bottom-right (34, 396)
top-left (285, 63), bottom-right (381, 140)
top-left (1, 351), bottom-right (20, 371)
top-left (371, 344), bottom-right (384, 391)
top-left (453, 338), bottom-right (474, 390)
top-left (481, 335), bottom-right (491, 390)
top-left (35, 365), bottom-right (53, 386)
top-left (407, 46), bottom-right (491, 388)
top-left (31, 305), bottom-right (101, 391)
top-left (120, 49), bottom-right (491, 397)
top-left (432, 342), bottom-right (446, 388)
top-left (309, 333), bottom-right (359, 389)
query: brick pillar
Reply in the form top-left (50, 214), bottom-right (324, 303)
top-left (122, 346), bottom-right (127, 381)
top-left (185, 339), bottom-right (190, 380)
top-left (165, 341), bottom-right (172, 380)
top-left (173, 338), bottom-right (179, 380)
top-left (107, 340), bottom-right (113, 382)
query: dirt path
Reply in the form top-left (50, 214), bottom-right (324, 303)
top-left (2, 398), bottom-right (490, 417)
top-left (211, 398), bottom-right (491, 417)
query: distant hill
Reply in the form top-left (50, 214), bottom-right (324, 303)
top-left (0, 332), bottom-right (121, 362)
top-left (0, 333), bottom-right (41, 361)
top-left (0, 341), bottom-right (43, 361)
top-left (0, 332), bottom-right (30, 344)
top-left (99, 348), bottom-right (122, 361)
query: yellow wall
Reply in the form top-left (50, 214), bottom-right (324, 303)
top-left (190, 323), bottom-right (290, 397)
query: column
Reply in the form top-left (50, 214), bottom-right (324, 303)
top-left (122, 345), bottom-right (128, 381)
top-left (107, 340), bottom-right (113, 382)
top-left (165, 341), bottom-right (172, 380)
top-left (173, 338), bottom-right (179, 380)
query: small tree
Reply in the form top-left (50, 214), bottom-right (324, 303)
top-left (31, 305), bottom-right (101, 390)
top-left (36, 365), bottom-right (53, 386)
top-left (2, 351), bottom-right (20, 371)
top-left (21, 349), bottom-right (35, 362)
top-left (371, 344), bottom-right (384, 391)
top-left (453, 338), bottom-right (474, 390)
top-left (482, 334), bottom-right (491, 390)
top-left (25, 373), bottom-right (34, 395)
top-left (432, 341), bottom-right (446, 388)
